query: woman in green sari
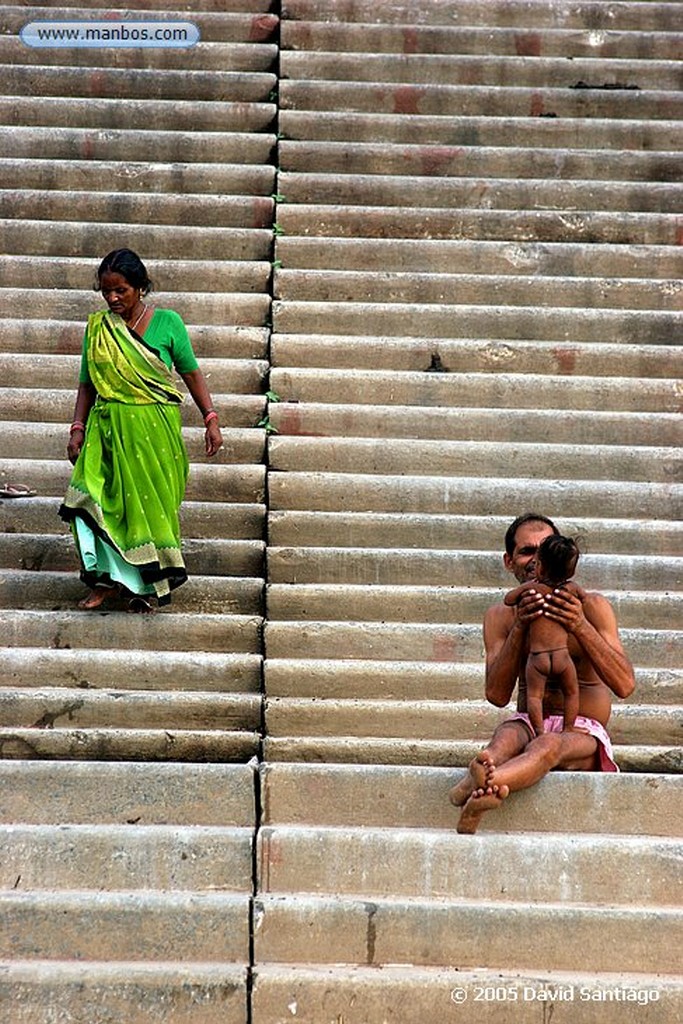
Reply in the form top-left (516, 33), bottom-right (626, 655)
top-left (59, 248), bottom-right (223, 611)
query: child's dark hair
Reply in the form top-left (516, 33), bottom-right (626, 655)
top-left (537, 534), bottom-right (580, 584)
top-left (95, 249), bottom-right (153, 294)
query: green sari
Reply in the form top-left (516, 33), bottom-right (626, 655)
top-left (59, 311), bottom-right (189, 604)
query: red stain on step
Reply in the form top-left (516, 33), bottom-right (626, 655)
top-left (252, 197), bottom-right (274, 227)
top-left (278, 406), bottom-right (303, 435)
top-left (88, 70), bottom-right (107, 97)
top-left (515, 32), bottom-right (542, 56)
top-left (81, 134), bottom-right (95, 160)
top-left (530, 92), bottom-right (545, 117)
top-left (553, 346), bottom-right (579, 374)
top-left (402, 28), bottom-right (419, 54)
top-left (393, 86), bottom-right (424, 115)
top-left (249, 14), bottom-right (279, 42)
top-left (433, 635), bottom-right (458, 662)
top-left (675, 223), bottom-right (683, 246)
top-left (420, 146), bottom-right (463, 176)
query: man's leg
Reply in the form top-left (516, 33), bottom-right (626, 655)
top-left (456, 730), bottom-right (599, 834)
top-left (449, 720), bottom-right (531, 807)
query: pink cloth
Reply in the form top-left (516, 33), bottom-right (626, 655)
top-left (507, 712), bottom-right (619, 772)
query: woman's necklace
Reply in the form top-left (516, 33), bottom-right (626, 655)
top-left (128, 303), bottom-right (147, 332)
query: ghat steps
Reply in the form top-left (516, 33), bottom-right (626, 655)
top-left (0, 0), bottom-right (681, 1022)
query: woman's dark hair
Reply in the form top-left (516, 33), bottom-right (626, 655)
top-left (537, 534), bottom-right (580, 583)
top-left (95, 249), bottom-right (153, 294)
top-left (504, 513), bottom-right (559, 556)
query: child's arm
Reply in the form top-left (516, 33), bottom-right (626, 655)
top-left (504, 582), bottom-right (532, 607)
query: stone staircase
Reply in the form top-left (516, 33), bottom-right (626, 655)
top-left (0, 0), bottom-right (278, 758)
top-left (1, 0), bottom-right (682, 1020)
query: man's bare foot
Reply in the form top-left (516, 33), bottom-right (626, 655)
top-left (456, 784), bottom-right (510, 835)
top-left (449, 754), bottom-right (494, 807)
top-left (77, 586), bottom-right (117, 610)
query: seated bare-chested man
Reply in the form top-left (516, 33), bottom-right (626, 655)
top-left (450, 513), bottom-right (635, 834)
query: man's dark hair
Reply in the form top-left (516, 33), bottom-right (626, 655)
top-left (504, 513), bottom-right (559, 556)
top-left (537, 534), bottom-right (580, 584)
top-left (96, 248), bottom-right (153, 295)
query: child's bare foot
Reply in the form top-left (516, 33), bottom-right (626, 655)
top-left (449, 754), bottom-right (494, 807)
top-left (77, 586), bottom-right (117, 610)
top-left (456, 784), bottom-right (510, 834)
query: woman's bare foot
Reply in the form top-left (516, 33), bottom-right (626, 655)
top-left (77, 586), bottom-right (117, 610)
top-left (449, 754), bottom-right (494, 807)
top-left (456, 784), bottom-right (510, 835)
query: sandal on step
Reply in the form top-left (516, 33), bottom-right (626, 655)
top-left (0, 484), bottom-right (37, 498)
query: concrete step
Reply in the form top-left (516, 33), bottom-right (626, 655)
top-left (269, 368), bottom-right (680, 412)
top-left (0, 318), bottom-right (269, 360)
top-left (271, 333), bottom-right (681, 374)
top-left (264, 735), bottom-right (681, 772)
top-left (171, 161), bottom-right (683, 210)
top-left (253, 891), bottom-right (682, 973)
top-left (0, 458), bottom-right (265, 502)
top-left (1, 496), bottom-right (264, 541)
top-left (267, 511), bottom-right (683, 557)
top-left (2, 389), bottom-right (264, 429)
top-left (282, 19), bottom-right (683, 60)
top-left (279, 139), bottom-right (683, 182)
top-left (0, 534), bottom-right (264, 579)
top-left (0, 570), bottom-right (264, 615)
top-left (1, 889), bottom-right (250, 960)
top-left (0, 353), bottom-right (268, 393)
top-left (0, 423), bottom-right (265, 464)
top-left (272, 301), bottom-right (679, 343)
top-left (264, 697), bottom-right (680, 749)
top-left (3, 126), bottom-right (276, 164)
top-left (268, 436), bottom-right (680, 483)
top-left (0, 647), bottom-right (261, 694)
top-left (280, 50), bottom-right (683, 91)
top-left (2, 962), bottom-right (247, 1024)
top-left (275, 238), bottom-right (683, 279)
top-left (264, 659), bottom-right (682, 706)
top-left (275, 268), bottom-right (681, 309)
top-left (252, 963), bottom-right (681, 1024)
top-left (279, 110), bottom-right (681, 151)
top-left (265, 622), bottom-right (676, 669)
top-left (0, 688), bottom-right (261, 733)
top-left (281, 0), bottom-right (683, 32)
top-left (0, 255), bottom-right (272, 292)
top-left (268, 471), bottom-right (680, 520)
top-left (0, 760), bottom-right (257, 824)
top-left (0, 287), bottom-right (270, 326)
top-left (1, 609), bottom-right (262, 653)
top-left (2, 65), bottom-right (276, 102)
top-left (0, 191), bottom-right (274, 229)
top-left (0, 221), bottom-right (273, 263)
top-left (276, 204), bottom-right (680, 246)
top-left (0, 727), bottom-right (259, 761)
top-left (3, 824), bottom-right (252, 892)
top-left (0, 97), bottom-right (276, 132)
top-left (281, 80), bottom-right (683, 121)
top-left (266, 584), bottom-right (681, 630)
top-left (258, 824), bottom-right (681, 904)
top-left (1, 7), bottom-right (280, 43)
top-left (266, 547), bottom-right (682, 591)
top-left (259, 763), bottom-right (681, 835)
top-left (267, 403), bottom-right (680, 447)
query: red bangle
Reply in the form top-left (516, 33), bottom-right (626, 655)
top-left (70, 421), bottom-right (86, 434)
top-left (204, 410), bottom-right (218, 426)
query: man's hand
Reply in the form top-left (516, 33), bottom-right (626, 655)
top-left (516, 588), bottom-right (546, 625)
top-left (542, 588), bottom-right (586, 633)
